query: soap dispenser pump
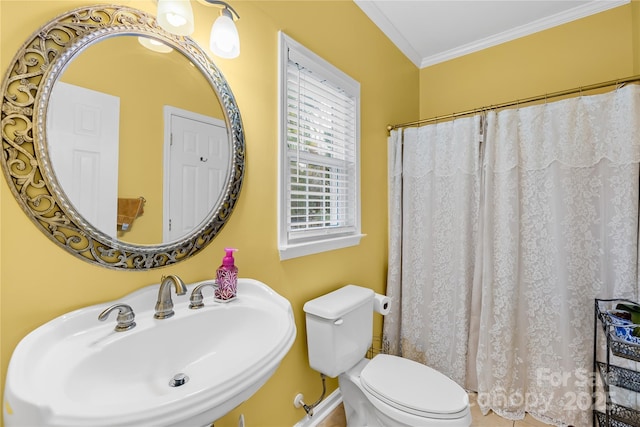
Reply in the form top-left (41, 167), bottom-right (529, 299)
top-left (215, 248), bottom-right (238, 302)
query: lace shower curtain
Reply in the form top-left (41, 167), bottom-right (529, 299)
top-left (384, 85), bottom-right (640, 426)
top-left (385, 116), bottom-right (483, 387)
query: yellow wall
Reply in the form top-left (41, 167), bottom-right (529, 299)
top-left (635, 1), bottom-right (640, 72)
top-left (0, 1), bottom-right (416, 426)
top-left (419, 3), bottom-right (639, 119)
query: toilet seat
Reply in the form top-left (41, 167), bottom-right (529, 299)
top-left (360, 354), bottom-right (469, 420)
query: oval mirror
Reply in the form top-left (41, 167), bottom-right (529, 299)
top-left (0, 5), bottom-right (245, 270)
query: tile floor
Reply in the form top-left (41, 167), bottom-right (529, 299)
top-left (467, 393), bottom-right (552, 427)
top-left (316, 393), bottom-right (554, 427)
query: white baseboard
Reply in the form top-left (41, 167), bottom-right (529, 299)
top-left (292, 389), bottom-right (342, 427)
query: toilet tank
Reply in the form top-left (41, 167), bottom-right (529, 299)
top-left (303, 285), bottom-right (374, 378)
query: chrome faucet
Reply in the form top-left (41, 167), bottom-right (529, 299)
top-left (189, 281), bottom-right (217, 309)
top-left (99, 303), bottom-right (136, 332)
top-left (154, 275), bottom-right (187, 319)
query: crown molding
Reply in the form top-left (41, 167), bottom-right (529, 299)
top-left (420, 0), bottom-right (629, 68)
top-left (354, 0), bottom-right (424, 67)
top-left (356, 0), bottom-right (630, 69)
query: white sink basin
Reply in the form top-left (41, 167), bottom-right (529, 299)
top-left (3, 278), bottom-right (296, 427)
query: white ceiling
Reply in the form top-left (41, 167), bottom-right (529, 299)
top-left (354, 0), bottom-right (629, 68)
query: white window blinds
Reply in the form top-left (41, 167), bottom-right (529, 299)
top-left (278, 32), bottom-right (362, 259)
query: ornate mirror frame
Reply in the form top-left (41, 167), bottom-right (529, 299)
top-left (1, 5), bottom-right (245, 270)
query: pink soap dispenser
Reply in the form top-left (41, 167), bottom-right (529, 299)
top-left (215, 248), bottom-right (238, 302)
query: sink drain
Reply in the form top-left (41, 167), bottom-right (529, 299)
top-left (169, 373), bottom-right (189, 387)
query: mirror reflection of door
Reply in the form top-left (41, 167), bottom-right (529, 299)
top-left (163, 106), bottom-right (229, 243)
top-left (48, 82), bottom-right (120, 237)
top-left (48, 35), bottom-right (228, 245)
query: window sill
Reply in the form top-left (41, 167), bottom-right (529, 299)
top-left (278, 234), bottom-right (365, 261)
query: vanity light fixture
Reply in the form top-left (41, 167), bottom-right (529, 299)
top-left (204, 0), bottom-right (241, 59)
top-left (156, 0), bottom-right (241, 59)
top-left (157, 0), bottom-right (195, 36)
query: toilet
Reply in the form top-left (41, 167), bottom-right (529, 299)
top-left (303, 285), bottom-right (471, 427)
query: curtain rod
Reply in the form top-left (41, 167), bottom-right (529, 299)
top-left (386, 74), bottom-right (640, 132)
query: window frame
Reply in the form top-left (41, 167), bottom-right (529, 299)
top-left (277, 31), bottom-right (364, 260)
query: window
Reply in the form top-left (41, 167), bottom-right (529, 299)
top-left (278, 32), bottom-right (363, 260)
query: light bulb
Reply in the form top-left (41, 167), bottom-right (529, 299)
top-left (166, 12), bottom-right (187, 28)
top-left (157, 0), bottom-right (194, 36)
top-left (209, 10), bottom-right (240, 58)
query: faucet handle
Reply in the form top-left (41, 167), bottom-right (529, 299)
top-left (189, 281), bottom-right (218, 309)
top-left (99, 303), bottom-right (136, 332)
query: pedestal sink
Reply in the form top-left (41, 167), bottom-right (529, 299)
top-left (3, 278), bottom-right (296, 427)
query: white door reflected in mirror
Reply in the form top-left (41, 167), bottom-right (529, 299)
top-left (48, 82), bottom-right (120, 238)
top-left (164, 107), bottom-right (229, 242)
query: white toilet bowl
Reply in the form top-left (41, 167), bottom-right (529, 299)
top-left (338, 355), bottom-right (471, 427)
top-left (303, 285), bottom-right (471, 427)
